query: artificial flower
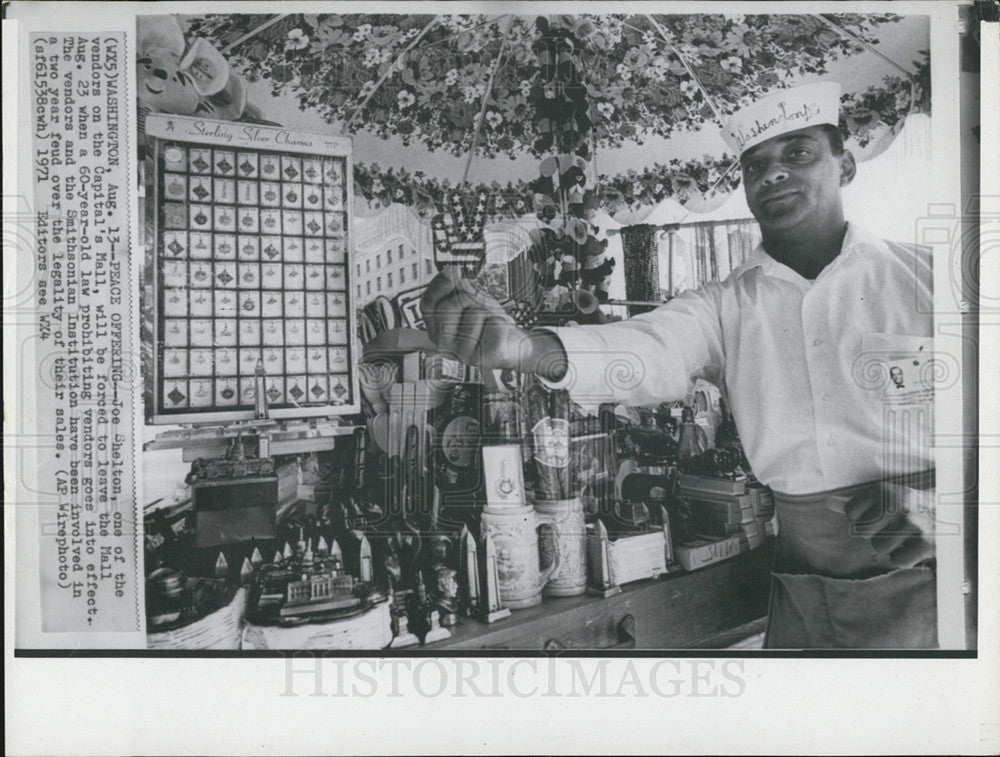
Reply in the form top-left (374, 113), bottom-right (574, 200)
top-left (397, 89), bottom-right (416, 109)
top-left (615, 62), bottom-right (633, 82)
top-left (720, 56), bottom-right (742, 73)
top-left (285, 29), bottom-right (310, 51)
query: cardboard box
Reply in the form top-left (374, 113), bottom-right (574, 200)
top-left (691, 519), bottom-right (740, 538)
top-left (678, 474), bottom-right (747, 496)
top-left (683, 495), bottom-right (747, 518)
top-left (740, 519), bottom-right (761, 540)
top-left (676, 535), bottom-right (741, 571)
top-left (681, 489), bottom-right (752, 509)
top-left (760, 516), bottom-right (776, 537)
top-left (748, 485), bottom-right (776, 517)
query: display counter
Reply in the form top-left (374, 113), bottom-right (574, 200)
top-left (430, 540), bottom-right (773, 650)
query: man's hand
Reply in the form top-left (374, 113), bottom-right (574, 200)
top-left (420, 267), bottom-right (528, 369)
top-left (844, 482), bottom-right (936, 568)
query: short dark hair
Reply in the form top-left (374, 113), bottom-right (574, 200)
top-left (820, 124), bottom-right (845, 156)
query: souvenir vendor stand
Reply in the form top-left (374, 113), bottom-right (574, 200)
top-left (135, 10), bottom-right (934, 650)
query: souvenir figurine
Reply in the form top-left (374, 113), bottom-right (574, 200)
top-left (383, 546), bottom-right (403, 594)
top-left (389, 608), bottom-right (420, 648)
top-left (214, 551), bottom-right (229, 580)
top-left (460, 526), bottom-right (480, 617)
top-left (677, 406), bottom-right (708, 459)
top-left (406, 573), bottom-right (432, 640)
top-left (239, 557), bottom-right (254, 584)
top-left (356, 531), bottom-right (373, 583)
top-left (145, 567), bottom-right (187, 627)
top-left (478, 533), bottom-right (511, 623)
top-left (253, 359), bottom-right (269, 420)
top-left (424, 608), bottom-right (452, 644)
top-left (433, 566), bottom-right (460, 627)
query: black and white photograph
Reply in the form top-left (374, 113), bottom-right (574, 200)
top-left (4, 1), bottom-right (998, 754)
top-left (133, 7), bottom-right (957, 652)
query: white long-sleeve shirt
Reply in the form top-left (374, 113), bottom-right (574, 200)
top-left (545, 223), bottom-right (934, 494)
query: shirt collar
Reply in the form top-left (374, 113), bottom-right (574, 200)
top-left (734, 223), bottom-right (891, 284)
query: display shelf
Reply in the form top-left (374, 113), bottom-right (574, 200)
top-left (144, 419), bottom-right (359, 461)
top-left (429, 540), bottom-right (773, 650)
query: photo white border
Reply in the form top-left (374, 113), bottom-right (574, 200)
top-left (4, 2), bottom-right (997, 754)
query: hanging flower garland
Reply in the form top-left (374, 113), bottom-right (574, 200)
top-left (352, 163), bottom-right (535, 217)
top-left (353, 154), bottom-right (738, 215)
top-left (597, 156), bottom-right (738, 210)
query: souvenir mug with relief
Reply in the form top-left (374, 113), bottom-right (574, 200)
top-left (479, 505), bottom-right (561, 609)
top-left (535, 497), bottom-right (587, 596)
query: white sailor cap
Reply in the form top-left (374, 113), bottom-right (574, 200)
top-left (721, 81), bottom-right (842, 156)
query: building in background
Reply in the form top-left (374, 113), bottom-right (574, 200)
top-left (352, 204), bottom-right (436, 305)
top-left (353, 204), bottom-right (539, 306)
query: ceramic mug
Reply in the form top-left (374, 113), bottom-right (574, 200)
top-left (480, 505), bottom-right (561, 609)
top-left (535, 497), bottom-right (588, 596)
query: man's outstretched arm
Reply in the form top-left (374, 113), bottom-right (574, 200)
top-left (420, 267), bottom-right (726, 407)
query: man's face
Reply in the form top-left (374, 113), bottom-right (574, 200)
top-left (741, 126), bottom-right (854, 233)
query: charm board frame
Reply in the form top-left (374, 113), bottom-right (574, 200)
top-left (145, 115), bottom-right (359, 424)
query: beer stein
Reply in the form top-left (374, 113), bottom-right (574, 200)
top-left (479, 505), bottom-right (561, 609)
top-left (535, 497), bottom-right (588, 596)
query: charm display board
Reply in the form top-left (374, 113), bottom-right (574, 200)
top-left (145, 115), bottom-right (358, 424)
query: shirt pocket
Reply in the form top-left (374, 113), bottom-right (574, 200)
top-left (856, 331), bottom-right (935, 395)
top-left (854, 332), bottom-right (936, 471)
top-left (861, 331), bottom-right (931, 357)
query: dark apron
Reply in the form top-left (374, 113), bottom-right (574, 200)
top-left (763, 472), bottom-right (937, 649)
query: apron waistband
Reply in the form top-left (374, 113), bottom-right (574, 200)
top-left (770, 469), bottom-right (936, 504)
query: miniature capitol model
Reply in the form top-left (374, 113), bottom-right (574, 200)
top-left (242, 533), bottom-right (391, 650)
top-left (253, 534), bottom-right (368, 618)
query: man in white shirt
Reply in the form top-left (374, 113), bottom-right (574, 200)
top-left (421, 82), bottom-right (937, 648)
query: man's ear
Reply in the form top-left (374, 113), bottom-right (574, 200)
top-left (839, 150), bottom-right (857, 187)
